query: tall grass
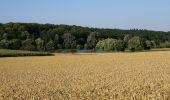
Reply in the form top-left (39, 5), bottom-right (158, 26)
top-left (0, 49), bottom-right (53, 57)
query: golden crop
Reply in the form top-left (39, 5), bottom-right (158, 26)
top-left (0, 51), bottom-right (170, 99)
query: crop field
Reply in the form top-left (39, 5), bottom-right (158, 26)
top-left (0, 51), bottom-right (170, 99)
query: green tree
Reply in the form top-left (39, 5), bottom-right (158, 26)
top-left (10, 39), bottom-right (21, 50)
top-left (150, 41), bottom-right (156, 48)
top-left (0, 39), bottom-right (10, 49)
top-left (87, 32), bottom-right (97, 49)
top-left (20, 31), bottom-right (30, 40)
top-left (54, 34), bottom-right (59, 49)
top-left (115, 39), bottom-right (125, 51)
top-left (3, 33), bottom-right (8, 40)
top-left (21, 39), bottom-right (36, 51)
top-left (63, 33), bottom-right (76, 49)
top-left (145, 40), bottom-right (152, 50)
top-left (96, 40), bottom-right (105, 50)
top-left (159, 41), bottom-right (170, 48)
top-left (103, 38), bottom-right (116, 51)
top-left (123, 35), bottom-right (132, 48)
top-left (128, 36), bottom-right (143, 51)
top-left (46, 40), bottom-right (55, 51)
top-left (96, 39), bottom-right (125, 51)
top-left (35, 38), bottom-right (44, 51)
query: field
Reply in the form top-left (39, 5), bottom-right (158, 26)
top-left (0, 49), bottom-right (53, 57)
top-left (0, 51), bottom-right (170, 99)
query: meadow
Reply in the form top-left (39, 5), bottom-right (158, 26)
top-left (0, 51), bottom-right (170, 99)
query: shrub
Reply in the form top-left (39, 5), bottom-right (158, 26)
top-left (128, 36), bottom-right (143, 51)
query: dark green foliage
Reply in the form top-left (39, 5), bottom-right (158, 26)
top-left (159, 41), bottom-right (170, 48)
top-left (150, 41), bottom-right (156, 48)
top-left (0, 22), bottom-right (170, 52)
top-left (63, 33), bottom-right (76, 49)
top-left (123, 35), bottom-right (132, 48)
top-left (54, 34), bottom-right (59, 49)
top-left (87, 32), bottom-right (97, 49)
top-left (96, 38), bottom-right (116, 51)
top-left (10, 39), bottom-right (21, 50)
top-left (46, 40), bottom-right (55, 51)
top-left (76, 44), bottom-right (83, 50)
top-left (144, 40), bottom-right (152, 50)
top-left (35, 38), bottom-right (44, 51)
top-left (96, 39), bottom-right (125, 51)
top-left (0, 49), bottom-right (53, 57)
top-left (115, 39), bottom-right (125, 51)
top-left (20, 31), bottom-right (30, 40)
top-left (0, 39), bottom-right (10, 49)
top-left (128, 36), bottom-right (143, 51)
top-left (21, 39), bottom-right (36, 51)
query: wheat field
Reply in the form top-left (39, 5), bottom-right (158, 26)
top-left (0, 51), bottom-right (170, 100)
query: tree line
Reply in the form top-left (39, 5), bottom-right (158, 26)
top-left (0, 22), bottom-right (170, 52)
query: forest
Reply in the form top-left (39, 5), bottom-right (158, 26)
top-left (0, 22), bottom-right (170, 52)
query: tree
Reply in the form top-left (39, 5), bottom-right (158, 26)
top-left (96, 40), bottom-right (105, 50)
top-left (159, 41), bottom-right (170, 48)
top-left (54, 34), bottom-right (59, 49)
top-left (46, 40), bottom-right (55, 51)
top-left (10, 39), bottom-right (21, 50)
top-left (0, 39), bottom-right (10, 49)
top-left (115, 39), bottom-right (125, 51)
top-left (123, 35), bottom-right (132, 48)
top-left (87, 32), bottom-right (97, 49)
top-left (150, 41), bottom-right (156, 48)
top-left (128, 36), bottom-right (143, 51)
top-left (21, 39), bottom-right (36, 51)
top-left (3, 33), bottom-right (8, 40)
top-left (96, 38), bottom-right (117, 51)
top-left (76, 44), bottom-right (83, 50)
top-left (103, 38), bottom-right (116, 51)
top-left (144, 40), bottom-right (152, 50)
top-left (0, 23), bottom-right (170, 51)
top-left (20, 31), bottom-right (30, 40)
top-left (35, 38), bottom-right (44, 51)
top-left (63, 33), bottom-right (76, 49)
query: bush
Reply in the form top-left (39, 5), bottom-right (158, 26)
top-left (10, 39), bottom-right (21, 50)
top-left (35, 38), bottom-right (44, 51)
top-left (46, 40), bottom-right (55, 51)
top-left (128, 36), bottom-right (143, 51)
top-left (115, 39), bottom-right (125, 51)
top-left (0, 39), bottom-right (10, 49)
top-left (21, 39), bottom-right (36, 51)
top-left (96, 38), bottom-right (125, 51)
top-left (159, 41), bottom-right (170, 48)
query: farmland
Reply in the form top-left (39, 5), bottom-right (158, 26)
top-left (0, 51), bottom-right (170, 99)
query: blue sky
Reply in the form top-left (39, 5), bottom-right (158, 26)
top-left (0, 0), bottom-right (170, 31)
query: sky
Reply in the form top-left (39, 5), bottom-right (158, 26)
top-left (0, 0), bottom-right (170, 31)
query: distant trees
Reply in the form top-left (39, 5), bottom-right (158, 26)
top-left (0, 22), bottom-right (170, 52)
top-left (96, 38), bottom-right (125, 51)
top-left (63, 33), bottom-right (77, 49)
top-left (35, 38), bottom-right (44, 51)
top-left (10, 39), bottom-right (21, 50)
top-left (21, 39), bottom-right (36, 51)
top-left (0, 39), bottom-right (10, 49)
top-left (115, 39), bottom-right (125, 51)
top-left (54, 34), bottom-right (59, 49)
top-left (87, 32), bottom-right (97, 49)
top-left (128, 36), bottom-right (143, 51)
top-left (159, 41), bottom-right (170, 48)
top-left (46, 40), bottom-right (55, 51)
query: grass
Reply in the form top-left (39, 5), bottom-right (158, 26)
top-left (0, 51), bottom-right (170, 99)
top-left (0, 49), bottom-right (53, 57)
